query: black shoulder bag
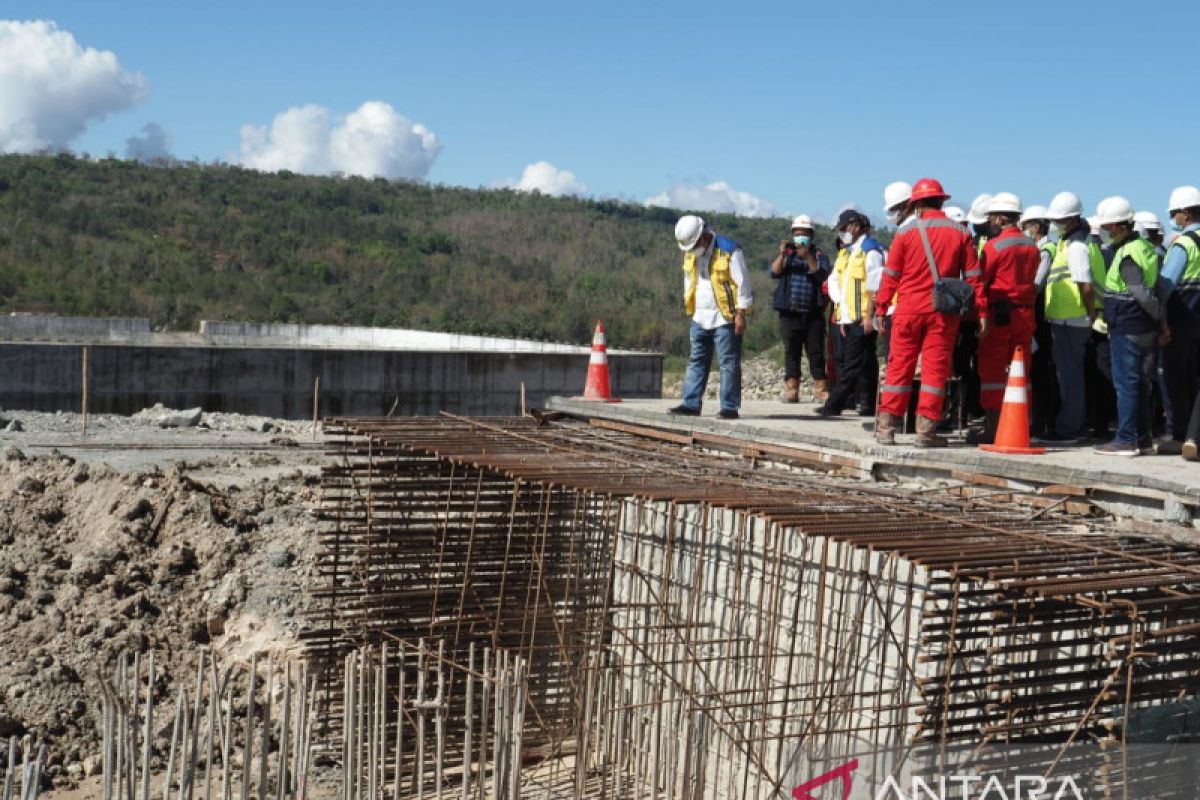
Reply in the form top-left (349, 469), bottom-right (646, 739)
top-left (916, 219), bottom-right (974, 316)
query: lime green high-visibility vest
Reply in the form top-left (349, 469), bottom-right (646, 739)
top-left (1104, 237), bottom-right (1159, 295)
top-left (1171, 231), bottom-right (1200, 293)
top-left (1045, 234), bottom-right (1106, 319)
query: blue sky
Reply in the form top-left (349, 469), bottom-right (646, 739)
top-left (2, 0), bottom-right (1192, 222)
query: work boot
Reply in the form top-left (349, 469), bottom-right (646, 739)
top-left (915, 416), bottom-right (949, 448)
top-left (875, 412), bottom-right (900, 446)
top-left (812, 378), bottom-right (830, 403)
top-left (980, 410), bottom-right (1001, 445)
top-left (780, 378), bottom-right (800, 404)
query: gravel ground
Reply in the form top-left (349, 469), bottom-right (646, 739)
top-left (661, 347), bottom-right (824, 403)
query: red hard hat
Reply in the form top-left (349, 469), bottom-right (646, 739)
top-left (910, 178), bottom-right (949, 202)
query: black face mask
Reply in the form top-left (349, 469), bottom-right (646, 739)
top-left (972, 222), bottom-right (994, 239)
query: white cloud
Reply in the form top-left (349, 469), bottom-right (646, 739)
top-left (236, 101), bottom-right (442, 180)
top-left (646, 180), bottom-right (777, 218)
top-left (0, 20), bottom-right (147, 153)
top-left (497, 161), bottom-right (587, 197)
top-left (125, 122), bottom-right (170, 161)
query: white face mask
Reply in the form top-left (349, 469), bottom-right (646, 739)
top-left (1051, 222), bottom-right (1069, 236)
top-left (839, 231), bottom-right (855, 245)
top-left (887, 209), bottom-right (903, 225)
top-left (1099, 228), bottom-right (1113, 245)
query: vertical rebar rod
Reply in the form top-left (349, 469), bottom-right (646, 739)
top-left (461, 643), bottom-right (474, 800)
top-left (256, 654), bottom-right (272, 800)
top-left (140, 654), bottom-right (154, 800)
top-left (277, 661), bottom-right (291, 800)
top-left (163, 687), bottom-right (185, 800)
top-left (241, 653), bottom-right (257, 800)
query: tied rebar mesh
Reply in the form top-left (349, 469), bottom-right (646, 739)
top-left (304, 414), bottom-right (1200, 798)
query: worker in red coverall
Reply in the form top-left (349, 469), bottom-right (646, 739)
top-left (977, 192), bottom-right (1042, 444)
top-left (874, 178), bottom-right (985, 447)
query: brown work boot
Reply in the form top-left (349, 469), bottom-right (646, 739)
top-left (875, 412), bottom-right (900, 446)
top-left (812, 378), bottom-right (829, 403)
top-left (915, 416), bottom-right (948, 448)
top-left (780, 377), bottom-right (800, 403)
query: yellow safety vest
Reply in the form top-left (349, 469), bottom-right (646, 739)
top-left (832, 246), bottom-right (872, 322)
top-left (683, 239), bottom-right (741, 321)
top-left (1045, 234), bottom-right (1106, 320)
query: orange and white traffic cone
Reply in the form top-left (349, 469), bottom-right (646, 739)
top-left (979, 345), bottom-right (1044, 455)
top-left (575, 321), bottom-right (622, 403)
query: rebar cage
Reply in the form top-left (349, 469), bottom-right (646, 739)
top-left (305, 415), bottom-right (1200, 798)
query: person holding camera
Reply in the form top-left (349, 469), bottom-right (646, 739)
top-left (874, 178), bottom-right (984, 447)
top-left (769, 214), bottom-right (831, 403)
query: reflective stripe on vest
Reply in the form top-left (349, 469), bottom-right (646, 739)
top-left (683, 237), bottom-right (740, 321)
top-left (833, 246), bottom-right (871, 322)
top-left (1045, 236), bottom-right (1106, 319)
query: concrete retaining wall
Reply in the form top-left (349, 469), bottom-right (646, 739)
top-left (0, 342), bottom-right (661, 418)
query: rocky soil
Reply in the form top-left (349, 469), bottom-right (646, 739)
top-left (0, 409), bottom-right (323, 794)
top-left (662, 346), bottom-right (825, 403)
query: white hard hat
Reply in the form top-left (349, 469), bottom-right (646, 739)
top-left (883, 181), bottom-right (912, 211)
top-left (943, 206), bottom-right (967, 224)
top-left (987, 192), bottom-right (1022, 215)
top-left (966, 193), bottom-right (994, 225)
top-left (1133, 211), bottom-right (1162, 233)
top-left (790, 214), bottom-right (815, 231)
top-left (1019, 205), bottom-right (1049, 225)
top-left (1096, 196), bottom-right (1134, 226)
top-left (675, 214), bottom-right (706, 251)
top-left (1046, 191), bottom-right (1084, 221)
top-left (1168, 186), bottom-right (1200, 213)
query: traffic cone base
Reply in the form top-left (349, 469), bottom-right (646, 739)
top-left (574, 321), bottom-right (622, 403)
top-left (979, 345), bottom-right (1043, 455)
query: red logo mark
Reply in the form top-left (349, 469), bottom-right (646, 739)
top-left (792, 758), bottom-right (859, 800)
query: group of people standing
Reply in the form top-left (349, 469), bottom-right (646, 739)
top-left (668, 179), bottom-right (1200, 459)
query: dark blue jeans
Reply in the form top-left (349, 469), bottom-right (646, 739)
top-left (1108, 332), bottom-right (1157, 445)
top-left (681, 321), bottom-right (742, 413)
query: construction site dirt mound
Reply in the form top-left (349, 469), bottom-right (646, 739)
top-left (0, 430), bottom-right (321, 793)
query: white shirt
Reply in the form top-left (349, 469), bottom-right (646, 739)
top-left (826, 236), bottom-right (884, 324)
top-left (1065, 237), bottom-right (1093, 285)
top-left (685, 236), bottom-right (753, 330)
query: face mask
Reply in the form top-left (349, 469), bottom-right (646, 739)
top-left (886, 209), bottom-right (903, 225)
top-left (838, 231), bottom-right (855, 245)
top-left (793, 235), bottom-right (812, 246)
top-left (1099, 228), bottom-right (1113, 245)
top-left (1051, 222), bottom-right (1068, 236)
top-left (1022, 226), bottom-right (1038, 239)
top-left (1171, 219), bottom-right (1184, 233)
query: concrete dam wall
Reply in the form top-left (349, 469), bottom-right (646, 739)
top-left (0, 315), bottom-right (663, 418)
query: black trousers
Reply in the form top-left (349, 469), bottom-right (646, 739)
top-left (778, 311), bottom-right (827, 381)
top-left (825, 322), bottom-right (878, 413)
top-left (1086, 331), bottom-right (1116, 438)
top-left (1030, 318), bottom-right (1060, 437)
top-left (946, 319), bottom-right (983, 423)
top-left (1162, 318), bottom-right (1200, 442)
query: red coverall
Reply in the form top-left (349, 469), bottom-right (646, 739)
top-left (978, 226), bottom-right (1040, 410)
top-left (875, 210), bottom-right (984, 422)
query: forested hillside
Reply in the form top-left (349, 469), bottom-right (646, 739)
top-left (0, 154), bottom-right (855, 356)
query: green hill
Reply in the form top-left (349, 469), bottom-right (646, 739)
top-left (0, 153), bottom-right (856, 357)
